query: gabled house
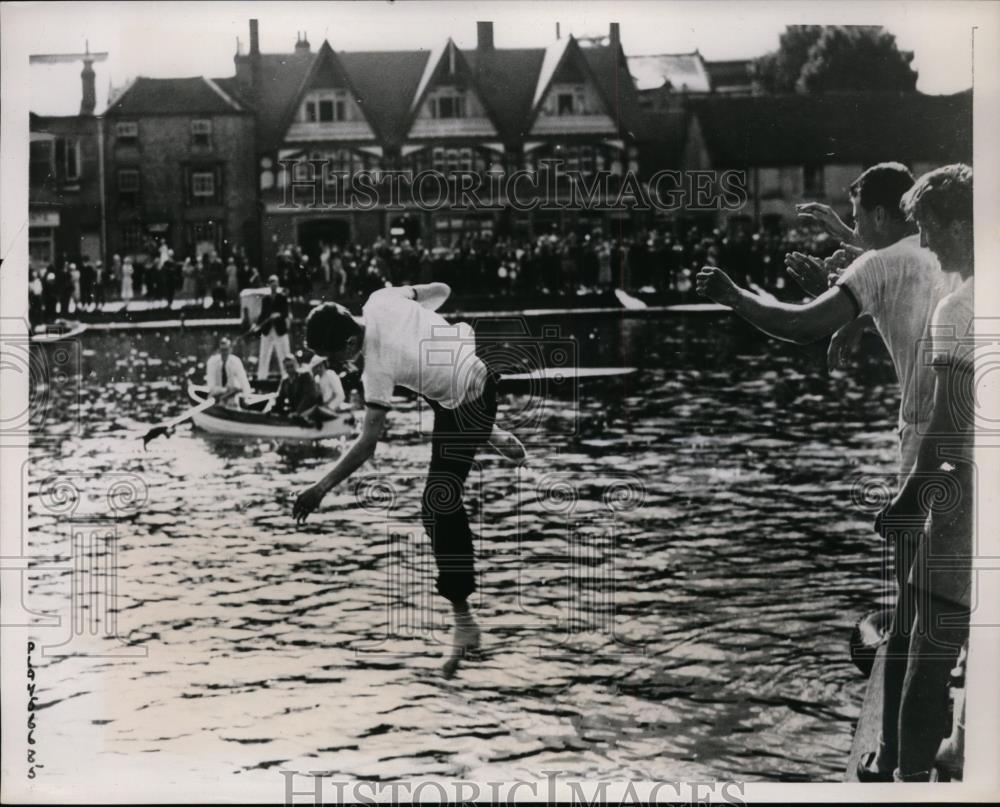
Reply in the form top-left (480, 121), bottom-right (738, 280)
top-left (230, 19), bottom-right (650, 262)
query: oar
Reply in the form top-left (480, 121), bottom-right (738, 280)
top-left (139, 396), bottom-right (220, 449)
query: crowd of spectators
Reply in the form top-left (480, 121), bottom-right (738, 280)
top-left (29, 221), bottom-right (842, 323)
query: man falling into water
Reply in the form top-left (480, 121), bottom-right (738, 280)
top-left (292, 282), bottom-right (524, 677)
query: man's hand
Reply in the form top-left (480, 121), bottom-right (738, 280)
top-left (784, 251), bottom-right (828, 297)
top-left (293, 481), bottom-right (330, 525)
top-left (795, 202), bottom-right (856, 244)
top-left (696, 266), bottom-right (740, 307)
top-left (827, 315), bottom-right (872, 371)
top-left (822, 243), bottom-right (866, 284)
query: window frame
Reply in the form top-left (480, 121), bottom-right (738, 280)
top-left (191, 118), bottom-right (213, 147)
top-left (115, 121), bottom-right (139, 142)
top-left (117, 168), bottom-right (140, 193)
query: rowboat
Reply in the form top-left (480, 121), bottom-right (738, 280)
top-left (30, 321), bottom-right (87, 343)
top-left (186, 383), bottom-right (354, 440)
top-left (185, 365), bottom-right (635, 440)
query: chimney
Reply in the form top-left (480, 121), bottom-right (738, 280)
top-left (477, 21), bottom-right (494, 51)
top-left (80, 56), bottom-right (96, 116)
top-left (555, 22), bottom-right (561, 40)
top-left (249, 19), bottom-right (260, 56)
top-left (295, 31), bottom-right (311, 54)
top-left (609, 22), bottom-right (620, 49)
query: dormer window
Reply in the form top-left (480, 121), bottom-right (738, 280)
top-left (428, 89), bottom-right (466, 119)
top-left (555, 86), bottom-right (587, 116)
top-left (302, 90), bottom-right (349, 123)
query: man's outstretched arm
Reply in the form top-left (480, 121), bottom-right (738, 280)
top-left (697, 265), bottom-right (857, 344)
top-left (411, 283), bottom-right (451, 310)
top-left (293, 406), bottom-right (387, 523)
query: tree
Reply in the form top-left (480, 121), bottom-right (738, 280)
top-left (753, 25), bottom-right (825, 93)
top-left (753, 25), bottom-right (919, 94)
top-left (797, 26), bottom-right (918, 93)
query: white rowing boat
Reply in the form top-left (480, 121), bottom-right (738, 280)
top-left (185, 366), bottom-right (634, 440)
top-left (187, 384), bottom-right (354, 440)
top-left (30, 321), bottom-right (88, 343)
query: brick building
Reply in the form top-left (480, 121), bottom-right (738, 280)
top-left (28, 59), bottom-right (104, 271)
top-left (103, 76), bottom-right (257, 264)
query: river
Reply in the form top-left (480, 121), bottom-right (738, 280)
top-left (24, 311), bottom-right (902, 792)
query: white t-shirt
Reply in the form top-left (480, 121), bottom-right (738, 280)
top-left (315, 368), bottom-right (345, 407)
top-left (360, 288), bottom-right (488, 409)
top-left (912, 274), bottom-right (975, 607)
top-left (836, 234), bottom-right (961, 429)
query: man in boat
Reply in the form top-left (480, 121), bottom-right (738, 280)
top-left (865, 164), bottom-right (974, 782)
top-left (256, 274), bottom-right (291, 380)
top-left (272, 355), bottom-right (319, 417)
top-left (695, 163), bottom-right (964, 776)
top-left (298, 354), bottom-right (345, 427)
top-left (205, 336), bottom-right (252, 408)
top-left (292, 282), bottom-right (524, 677)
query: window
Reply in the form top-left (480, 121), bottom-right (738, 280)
top-left (118, 169), bottom-right (140, 193)
top-left (55, 138), bottom-right (81, 181)
top-left (191, 171), bottom-right (215, 197)
top-left (30, 140), bottom-right (54, 183)
top-left (116, 121), bottom-right (138, 142)
top-left (121, 222), bottom-right (145, 252)
top-left (301, 90), bottom-right (349, 123)
top-left (311, 149), bottom-right (362, 184)
top-left (190, 221), bottom-right (220, 255)
top-left (191, 119), bottom-right (212, 147)
top-left (29, 227), bottom-right (55, 268)
top-left (429, 90), bottom-right (466, 119)
top-left (551, 85), bottom-right (587, 116)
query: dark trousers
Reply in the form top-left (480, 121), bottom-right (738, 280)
top-left (880, 533), bottom-right (920, 761)
top-left (421, 374), bottom-right (497, 605)
top-left (880, 533), bottom-right (969, 776)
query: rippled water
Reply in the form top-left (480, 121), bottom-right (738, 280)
top-left (26, 313), bottom-right (902, 788)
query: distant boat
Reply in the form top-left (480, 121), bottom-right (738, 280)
top-left (30, 321), bottom-right (87, 343)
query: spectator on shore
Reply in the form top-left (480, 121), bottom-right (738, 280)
top-left (866, 164), bottom-right (975, 783)
top-left (121, 257), bottom-right (135, 304)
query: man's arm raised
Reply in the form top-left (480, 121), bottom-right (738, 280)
top-left (410, 283), bottom-right (451, 311)
top-left (696, 265), bottom-right (857, 344)
top-left (293, 406), bottom-right (387, 524)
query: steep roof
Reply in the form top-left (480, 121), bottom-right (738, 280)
top-left (233, 53), bottom-right (314, 147)
top-left (339, 50), bottom-right (429, 149)
top-left (688, 90), bottom-right (972, 167)
top-left (462, 47), bottom-right (544, 140)
top-left (105, 76), bottom-right (245, 116)
top-left (234, 40), bottom-right (637, 150)
top-left (627, 53), bottom-right (711, 93)
top-left (580, 43), bottom-right (641, 135)
top-left (703, 59), bottom-right (754, 92)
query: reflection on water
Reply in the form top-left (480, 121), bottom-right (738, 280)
top-left (26, 314), bottom-right (900, 786)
